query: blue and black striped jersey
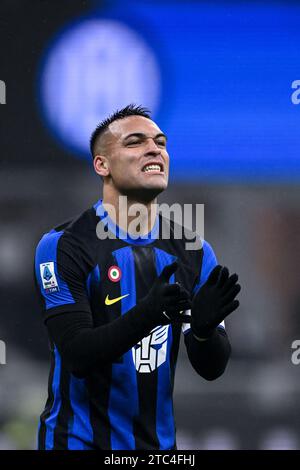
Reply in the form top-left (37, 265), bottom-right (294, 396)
top-left (34, 199), bottom-right (220, 450)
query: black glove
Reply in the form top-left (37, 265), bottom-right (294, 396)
top-left (191, 265), bottom-right (241, 339)
top-left (139, 261), bottom-right (192, 330)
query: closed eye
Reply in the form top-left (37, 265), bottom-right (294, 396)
top-left (156, 139), bottom-right (166, 147)
top-left (126, 139), bottom-right (143, 146)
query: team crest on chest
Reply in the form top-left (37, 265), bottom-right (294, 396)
top-left (108, 265), bottom-right (122, 282)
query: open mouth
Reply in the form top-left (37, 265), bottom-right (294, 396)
top-left (141, 162), bottom-right (164, 173)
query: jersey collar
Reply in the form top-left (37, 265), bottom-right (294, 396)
top-left (93, 199), bottom-right (159, 245)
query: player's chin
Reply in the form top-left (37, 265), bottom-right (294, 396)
top-left (142, 179), bottom-right (168, 196)
top-left (124, 180), bottom-right (167, 202)
top-left (141, 173), bottom-right (168, 190)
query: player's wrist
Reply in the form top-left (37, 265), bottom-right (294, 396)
top-left (192, 327), bottom-right (217, 342)
top-left (191, 316), bottom-right (216, 341)
top-left (192, 334), bottom-right (209, 342)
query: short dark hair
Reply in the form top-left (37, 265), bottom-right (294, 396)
top-left (90, 104), bottom-right (151, 159)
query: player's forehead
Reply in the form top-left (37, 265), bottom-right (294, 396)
top-left (108, 115), bottom-right (163, 141)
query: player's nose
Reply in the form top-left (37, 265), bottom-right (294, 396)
top-left (144, 138), bottom-right (161, 156)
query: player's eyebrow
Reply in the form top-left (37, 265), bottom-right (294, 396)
top-left (123, 132), bottom-right (167, 142)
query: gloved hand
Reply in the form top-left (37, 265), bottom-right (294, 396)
top-left (191, 265), bottom-right (241, 339)
top-left (139, 261), bottom-right (192, 330)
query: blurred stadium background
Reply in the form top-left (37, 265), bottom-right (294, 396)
top-left (0, 0), bottom-right (300, 449)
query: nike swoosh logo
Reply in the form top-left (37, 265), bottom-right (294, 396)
top-left (105, 294), bottom-right (129, 306)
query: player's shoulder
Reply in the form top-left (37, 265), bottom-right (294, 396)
top-left (160, 214), bottom-right (213, 253)
top-left (35, 205), bottom-right (98, 255)
top-left (200, 239), bottom-right (216, 257)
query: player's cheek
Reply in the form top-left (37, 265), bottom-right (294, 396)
top-left (164, 153), bottom-right (170, 171)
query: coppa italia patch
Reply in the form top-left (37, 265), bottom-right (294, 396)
top-left (108, 265), bottom-right (122, 282)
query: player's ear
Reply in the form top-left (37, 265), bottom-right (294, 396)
top-left (93, 155), bottom-right (110, 178)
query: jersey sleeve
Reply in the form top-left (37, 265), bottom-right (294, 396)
top-left (182, 239), bottom-right (225, 335)
top-left (34, 230), bottom-right (92, 322)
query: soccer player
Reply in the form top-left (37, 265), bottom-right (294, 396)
top-left (34, 104), bottom-right (241, 450)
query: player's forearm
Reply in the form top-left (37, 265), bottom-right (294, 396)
top-left (184, 327), bottom-right (231, 380)
top-left (46, 304), bottom-right (157, 378)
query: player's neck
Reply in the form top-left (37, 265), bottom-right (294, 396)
top-left (102, 190), bottom-right (158, 236)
